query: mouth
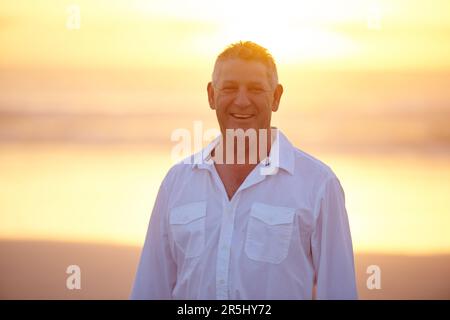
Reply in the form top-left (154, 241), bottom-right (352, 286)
top-left (230, 113), bottom-right (254, 120)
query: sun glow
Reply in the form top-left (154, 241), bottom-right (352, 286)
top-left (1, 0), bottom-right (450, 255)
top-left (165, 0), bottom-right (361, 64)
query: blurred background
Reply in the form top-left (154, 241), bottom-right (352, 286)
top-left (0, 0), bottom-right (449, 299)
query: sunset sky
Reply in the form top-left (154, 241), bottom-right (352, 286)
top-left (0, 0), bottom-right (449, 255)
top-left (1, 0), bottom-right (450, 70)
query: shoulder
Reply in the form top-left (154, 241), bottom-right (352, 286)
top-left (290, 148), bottom-right (347, 222)
top-left (291, 147), bottom-right (338, 184)
top-left (289, 146), bottom-right (346, 208)
top-left (159, 155), bottom-right (200, 191)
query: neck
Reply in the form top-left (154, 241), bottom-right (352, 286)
top-left (212, 127), bottom-right (276, 166)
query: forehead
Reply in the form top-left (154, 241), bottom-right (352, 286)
top-left (215, 58), bottom-right (271, 86)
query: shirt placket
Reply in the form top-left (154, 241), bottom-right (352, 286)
top-left (215, 197), bottom-right (238, 300)
top-left (210, 164), bottom-right (265, 299)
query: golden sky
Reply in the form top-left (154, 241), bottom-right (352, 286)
top-left (0, 1), bottom-right (449, 254)
top-left (1, 0), bottom-right (450, 70)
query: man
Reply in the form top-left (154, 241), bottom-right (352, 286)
top-left (131, 41), bottom-right (357, 299)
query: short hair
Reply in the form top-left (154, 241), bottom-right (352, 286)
top-left (212, 41), bottom-right (278, 89)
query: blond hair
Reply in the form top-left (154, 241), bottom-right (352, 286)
top-left (212, 41), bottom-right (278, 89)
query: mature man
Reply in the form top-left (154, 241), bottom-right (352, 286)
top-left (131, 41), bottom-right (357, 299)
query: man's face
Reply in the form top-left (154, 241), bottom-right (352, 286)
top-left (207, 58), bottom-right (283, 134)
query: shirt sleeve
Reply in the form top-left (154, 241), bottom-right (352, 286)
top-left (311, 175), bottom-right (358, 299)
top-left (130, 179), bottom-right (177, 299)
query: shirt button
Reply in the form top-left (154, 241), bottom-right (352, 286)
top-left (219, 280), bottom-right (225, 285)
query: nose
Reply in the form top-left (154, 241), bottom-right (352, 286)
top-left (233, 87), bottom-right (251, 107)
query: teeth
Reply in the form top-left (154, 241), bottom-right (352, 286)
top-left (232, 113), bottom-right (253, 119)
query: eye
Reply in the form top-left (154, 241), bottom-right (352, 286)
top-left (249, 87), bottom-right (265, 93)
top-left (221, 86), bottom-right (237, 93)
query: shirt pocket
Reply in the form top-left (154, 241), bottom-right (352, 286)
top-left (245, 202), bottom-right (295, 264)
top-left (169, 201), bottom-right (207, 258)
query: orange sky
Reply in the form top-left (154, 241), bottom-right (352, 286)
top-left (0, 1), bottom-right (449, 254)
top-left (1, 0), bottom-right (450, 70)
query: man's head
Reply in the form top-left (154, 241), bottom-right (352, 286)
top-left (207, 41), bottom-right (283, 134)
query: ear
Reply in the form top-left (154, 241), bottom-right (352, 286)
top-left (271, 84), bottom-right (283, 112)
top-left (207, 82), bottom-right (215, 110)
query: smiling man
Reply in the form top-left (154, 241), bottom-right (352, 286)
top-left (131, 41), bottom-right (357, 299)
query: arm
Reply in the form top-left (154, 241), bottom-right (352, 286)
top-left (311, 176), bottom-right (358, 299)
top-left (130, 181), bottom-right (177, 299)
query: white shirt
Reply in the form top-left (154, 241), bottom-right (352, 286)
top-left (131, 129), bottom-right (357, 300)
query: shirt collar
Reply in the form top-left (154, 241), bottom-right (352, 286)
top-left (191, 128), bottom-right (295, 176)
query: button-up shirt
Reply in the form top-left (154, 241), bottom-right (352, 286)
top-left (131, 129), bottom-right (357, 299)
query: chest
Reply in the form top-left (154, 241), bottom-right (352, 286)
top-left (214, 164), bottom-right (256, 200)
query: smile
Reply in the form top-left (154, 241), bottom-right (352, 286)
top-left (230, 113), bottom-right (254, 119)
